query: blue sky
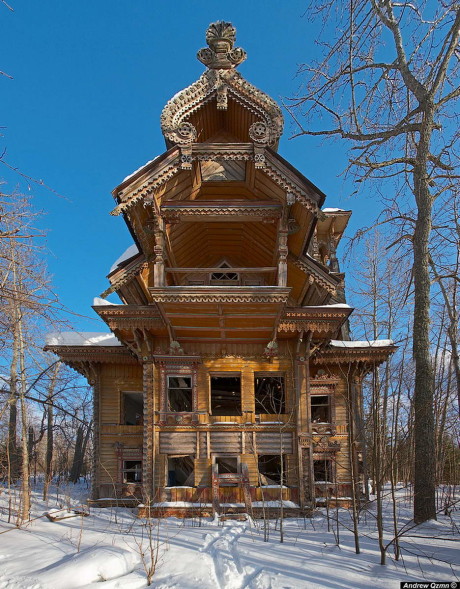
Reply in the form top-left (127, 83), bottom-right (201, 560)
top-left (1, 1), bottom-right (374, 332)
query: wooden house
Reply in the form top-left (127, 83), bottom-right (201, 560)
top-left (46, 22), bottom-right (395, 514)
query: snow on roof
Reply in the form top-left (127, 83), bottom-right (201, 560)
top-left (330, 339), bottom-right (394, 348)
top-left (322, 207), bottom-right (347, 213)
top-left (109, 243), bottom-right (139, 273)
top-left (121, 155), bottom-right (159, 183)
top-left (46, 332), bottom-right (123, 347)
top-left (93, 297), bottom-right (116, 306)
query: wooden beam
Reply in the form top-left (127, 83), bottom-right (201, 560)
top-left (165, 267), bottom-right (277, 273)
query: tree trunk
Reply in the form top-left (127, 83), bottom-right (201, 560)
top-left (412, 109), bottom-right (436, 523)
top-left (69, 425), bottom-right (85, 483)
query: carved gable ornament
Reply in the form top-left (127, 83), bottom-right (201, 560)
top-left (160, 21), bottom-right (284, 156)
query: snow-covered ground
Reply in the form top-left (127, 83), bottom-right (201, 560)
top-left (0, 482), bottom-right (458, 588)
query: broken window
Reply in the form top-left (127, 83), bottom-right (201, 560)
top-left (258, 455), bottom-right (286, 486)
top-left (167, 376), bottom-right (193, 412)
top-left (311, 395), bottom-right (331, 423)
top-left (121, 392), bottom-right (144, 425)
top-left (122, 460), bottom-right (142, 483)
top-left (167, 456), bottom-right (195, 487)
top-left (254, 375), bottom-right (285, 414)
top-left (313, 459), bottom-right (333, 482)
top-left (210, 376), bottom-right (241, 416)
top-left (215, 456), bottom-right (239, 474)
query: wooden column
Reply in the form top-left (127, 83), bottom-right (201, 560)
top-left (277, 218), bottom-right (288, 287)
top-left (91, 369), bottom-right (101, 500)
top-left (153, 218), bottom-right (165, 287)
top-left (296, 333), bottom-right (313, 507)
top-left (142, 360), bottom-right (155, 500)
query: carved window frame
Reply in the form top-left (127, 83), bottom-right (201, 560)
top-left (160, 365), bottom-right (198, 414)
top-left (310, 383), bottom-right (337, 425)
top-left (116, 447), bottom-right (143, 484)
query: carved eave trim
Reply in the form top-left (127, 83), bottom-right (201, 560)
top-left (310, 377), bottom-right (340, 386)
top-left (160, 68), bottom-right (284, 149)
top-left (264, 149), bottom-right (324, 210)
top-left (318, 209), bottom-right (352, 239)
top-left (160, 200), bottom-right (282, 222)
top-left (278, 320), bottom-right (345, 335)
top-left (44, 345), bottom-right (137, 365)
top-left (313, 345), bottom-right (397, 365)
top-left (102, 257), bottom-right (147, 298)
top-left (149, 286), bottom-right (291, 304)
top-left (93, 305), bottom-right (162, 319)
top-left (93, 305), bottom-right (165, 331)
top-left (289, 254), bottom-right (340, 295)
top-left (153, 355), bottom-right (202, 366)
top-left (111, 149), bottom-right (181, 216)
top-left (278, 306), bottom-right (351, 336)
top-left (283, 306), bottom-right (353, 320)
top-left (192, 143), bottom-right (253, 159)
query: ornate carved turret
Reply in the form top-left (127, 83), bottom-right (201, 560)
top-left (197, 21), bottom-right (247, 70)
top-left (161, 21), bottom-right (283, 152)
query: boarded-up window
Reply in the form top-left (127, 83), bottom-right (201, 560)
top-left (194, 458), bottom-right (212, 487)
top-left (121, 392), bottom-right (143, 425)
top-left (256, 432), bottom-right (293, 454)
top-left (159, 432), bottom-right (196, 454)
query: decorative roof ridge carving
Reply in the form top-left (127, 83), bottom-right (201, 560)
top-left (197, 21), bottom-right (247, 70)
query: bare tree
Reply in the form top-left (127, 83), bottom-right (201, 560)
top-left (288, 1), bottom-right (460, 524)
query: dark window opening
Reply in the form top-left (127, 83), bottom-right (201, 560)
top-left (313, 459), bottom-right (333, 483)
top-left (211, 376), bottom-right (241, 416)
top-left (311, 395), bottom-right (331, 423)
top-left (216, 456), bottom-right (238, 474)
top-left (167, 376), bottom-right (193, 412)
top-left (121, 392), bottom-right (144, 425)
top-left (167, 456), bottom-right (195, 487)
top-left (255, 376), bottom-right (285, 414)
top-left (258, 455), bottom-right (286, 486)
top-left (122, 460), bottom-right (142, 483)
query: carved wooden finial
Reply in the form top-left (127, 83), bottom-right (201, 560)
top-left (197, 21), bottom-right (247, 69)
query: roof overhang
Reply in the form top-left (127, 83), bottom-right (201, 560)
top-left (278, 305), bottom-right (352, 340)
top-left (313, 343), bottom-right (397, 365)
top-left (148, 286), bottom-right (290, 343)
